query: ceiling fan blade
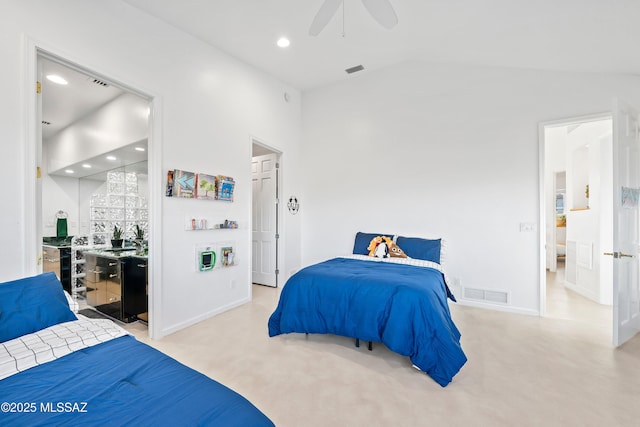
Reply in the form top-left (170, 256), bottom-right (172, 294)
top-left (309, 0), bottom-right (343, 36)
top-left (361, 0), bottom-right (398, 29)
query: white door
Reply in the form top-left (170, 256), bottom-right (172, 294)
top-left (611, 99), bottom-right (640, 346)
top-left (252, 153), bottom-right (278, 287)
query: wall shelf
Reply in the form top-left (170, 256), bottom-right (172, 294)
top-left (184, 216), bottom-right (239, 231)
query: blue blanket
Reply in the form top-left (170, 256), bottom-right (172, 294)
top-left (0, 335), bottom-right (274, 426)
top-left (268, 258), bottom-right (467, 387)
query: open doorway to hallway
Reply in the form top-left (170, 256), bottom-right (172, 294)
top-left (542, 115), bottom-right (613, 334)
top-left (251, 140), bottom-right (281, 287)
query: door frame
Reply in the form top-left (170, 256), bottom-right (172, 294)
top-left (23, 37), bottom-right (164, 339)
top-left (538, 111), bottom-right (612, 317)
top-left (250, 138), bottom-right (283, 287)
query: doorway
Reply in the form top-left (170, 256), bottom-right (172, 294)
top-left (541, 114), bottom-right (613, 330)
top-left (251, 141), bottom-right (281, 287)
top-left (36, 51), bottom-right (152, 334)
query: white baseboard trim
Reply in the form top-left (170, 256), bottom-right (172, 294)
top-left (158, 296), bottom-right (251, 338)
top-left (456, 299), bottom-right (539, 316)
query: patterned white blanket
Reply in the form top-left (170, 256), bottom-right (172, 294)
top-left (340, 254), bottom-right (443, 271)
top-left (0, 318), bottom-right (128, 381)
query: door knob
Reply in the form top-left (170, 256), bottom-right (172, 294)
top-left (604, 252), bottom-right (635, 258)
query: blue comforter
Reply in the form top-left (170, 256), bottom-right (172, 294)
top-left (0, 335), bottom-right (274, 426)
top-left (268, 257), bottom-right (467, 387)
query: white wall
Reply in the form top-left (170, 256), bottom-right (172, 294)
top-left (41, 176), bottom-right (80, 238)
top-left (0, 0), bottom-right (302, 338)
top-left (301, 60), bottom-right (640, 315)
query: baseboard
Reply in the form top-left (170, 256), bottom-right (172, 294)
top-left (455, 299), bottom-right (539, 316)
top-left (159, 296), bottom-right (251, 338)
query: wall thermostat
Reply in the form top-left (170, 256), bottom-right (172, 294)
top-left (199, 249), bottom-right (216, 271)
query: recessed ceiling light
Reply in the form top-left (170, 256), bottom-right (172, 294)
top-left (106, 155), bottom-right (117, 161)
top-left (277, 37), bottom-right (290, 48)
top-left (82, 164), bottom-right (91, 168)
top-left (46, 74), bottom-right (68, 85)
top-left (135, 147), bottom-right (145, 152)
top-left (65, 169), bottom-right (74, 174)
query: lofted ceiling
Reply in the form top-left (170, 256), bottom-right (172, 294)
top-left (39, 1), bottom-right (640, 178)
top-left (121, 0), bottom-right (640, 91)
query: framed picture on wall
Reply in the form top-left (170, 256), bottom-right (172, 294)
top-left (172, 169), bottom-right (196, 198)
top-left (216, 176), bottom-right (235, 202)
top-left (196, 173), bottom-right (217, 200)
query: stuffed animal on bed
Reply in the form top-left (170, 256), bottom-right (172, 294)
top-left (367, 236), bottom-right (407, 258)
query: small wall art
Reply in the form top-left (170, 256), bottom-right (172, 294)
top-left (196, 173), bottom-right (217, 200)
top-left (287, 196), bottom-right (299, 214)
top-left (216, 175), bottom-right (235, 202)
top-left (166, 169), bottom-right (235, 202)
top-left (172, 169), bottom-right (196, 198)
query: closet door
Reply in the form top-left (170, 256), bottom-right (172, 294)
top-left (252, 153), bottom-right (278, 287)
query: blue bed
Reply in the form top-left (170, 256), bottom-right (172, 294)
top-left (0, 272), bottom-right (274, 426)
top-left (268, 250), bottom-right (467, 387)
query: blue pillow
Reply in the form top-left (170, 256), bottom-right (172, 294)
top-left (353, 232), bottom-right (394, 255)
top-left (396, 236), bottom-right (442, 264)
top-left (0, 272), bottom-right (77, 342)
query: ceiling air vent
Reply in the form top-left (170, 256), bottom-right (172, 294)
top-left (345, 65), bottom-right (365, 74)
top-left (87, 77), bottom-right (109, 87)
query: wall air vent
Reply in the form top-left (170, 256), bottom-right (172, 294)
top-left (463, 287), bottom-right (508, 304)
top-left (87, 77), bottom-right (109, 87)
top-left (345, 65), bottom-right (365, 74)
top-left (41, 120), bottom-right (51, 125)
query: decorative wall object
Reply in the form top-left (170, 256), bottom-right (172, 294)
top-left (622, 186), bottom-right (640, 208)
top-left (166, 170), bottom-right (174, 197)
top-left (221, 246), bottom-right (235, 266)
top-left (216, 175), bottom-right (235, 201)
top-left (172, 169), bottom-right (196, 198)
top-left (196, 173), bottom-right (217, 200)
top-left (166, 169), bottom-right (235, 202)
top-left (287, 196), bottom-right (299, 214)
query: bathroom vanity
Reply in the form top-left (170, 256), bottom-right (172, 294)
top-left (82, 248), bottom-right (147, 323)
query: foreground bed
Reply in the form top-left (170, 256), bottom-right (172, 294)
top-left (0, 272), bottom-right (274, 426)
top-left (268, 233), bottom-right (467, 387)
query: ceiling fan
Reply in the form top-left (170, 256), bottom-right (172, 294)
top-left (309, 0), bottom-right (398, 36)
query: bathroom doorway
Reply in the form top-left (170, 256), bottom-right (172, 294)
top-left (36, 51), bottom-right (152, 333)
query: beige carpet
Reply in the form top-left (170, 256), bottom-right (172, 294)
top-left (127, 270), bottom-right (640, 427)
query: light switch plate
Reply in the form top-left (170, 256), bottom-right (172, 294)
top-left (519, 223), bottom-right (537, 232)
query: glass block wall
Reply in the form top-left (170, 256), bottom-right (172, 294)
top-left (90, 171), bottom-right (148, 246)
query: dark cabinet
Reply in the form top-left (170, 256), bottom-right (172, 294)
top-left (84, 253), bottom-right (147, 323)
top-left (42, 245), bottom-right (72, 294)
top-left (122, 258), bottom-right (148, 322)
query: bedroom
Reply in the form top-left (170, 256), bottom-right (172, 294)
top-left (1, 0), bottom-right (640, 425)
